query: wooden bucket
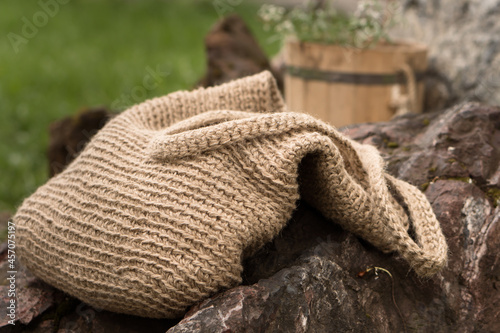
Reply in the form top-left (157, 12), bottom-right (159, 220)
top-left (284, 40), bottom-right (428, 127)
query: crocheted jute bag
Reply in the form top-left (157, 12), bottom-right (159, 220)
top-left (14, 71), bottom-right (447, 318)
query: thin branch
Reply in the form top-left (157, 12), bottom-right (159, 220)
top-left (358, 266), bottom-right (407, 333)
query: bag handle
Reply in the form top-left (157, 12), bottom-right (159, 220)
top-left (384, 175), bottom-right (448, 276)
top-left (147, 111), bottom-right (352, 161)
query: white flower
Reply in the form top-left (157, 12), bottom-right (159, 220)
top-left (258, 4), bottom-right (286, 23)
top-left (366, 8), bottom-right (381, 21)
top-left (290, 8), bottom-right (309, 22)
top-left (276, 20), bottom-right (295, 35)
top-left (355, 0), bottom-right (369, 17)
top-left (355, 0), bottom-right (381, 19)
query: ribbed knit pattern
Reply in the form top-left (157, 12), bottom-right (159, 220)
top-left (14, 71), bottom-right (447, 318)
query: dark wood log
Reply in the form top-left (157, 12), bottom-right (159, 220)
top-left (197, 14), bottom-right (283, 92)
top-left (47, 107), bottom-right (112, 177)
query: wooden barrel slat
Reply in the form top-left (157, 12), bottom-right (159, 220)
top-left (284, 40), bottom-right (428, 127)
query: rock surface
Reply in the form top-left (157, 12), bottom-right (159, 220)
top-left (3, 102), bottom-right (498, 332)
top-left (169, 102), bottom-right (500, 333)
top-left (393, 0), bottom-right (500, 110)
top-left (0, 256), bottom-right (178, 333)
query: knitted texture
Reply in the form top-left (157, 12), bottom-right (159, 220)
top-left (14, 71), bottom-right (448, 318)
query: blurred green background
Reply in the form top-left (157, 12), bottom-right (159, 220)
top-left (0, 0), bottom-right (279, 213)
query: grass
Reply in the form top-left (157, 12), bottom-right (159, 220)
top-left (0, 0), bottom-right (280, 213)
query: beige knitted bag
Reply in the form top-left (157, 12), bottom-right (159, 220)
top-left (14, 71), bottom-right (447, 318)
